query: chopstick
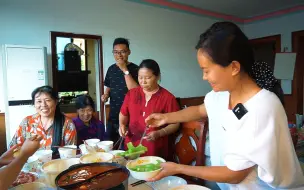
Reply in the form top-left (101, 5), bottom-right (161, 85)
top-left (59, 167), bottom-right (124, 189)
top-left (131, 180), bottom-right (146, 187)
top-left (114, 131), bottom-right (128, 150)
top-left (113, 136), bottom-right (123, 149)
top-left (139, 126), bottom-right (148, 145)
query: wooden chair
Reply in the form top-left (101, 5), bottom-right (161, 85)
top-left (169, 119), bottom-right (209, 185)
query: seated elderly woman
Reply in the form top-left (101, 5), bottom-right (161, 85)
top-left (10, 86), bottom-right (77, 155)
top-left (73, 95), bottom-right (106, 146)
top-left (119, 59), bottom-right (180, 160)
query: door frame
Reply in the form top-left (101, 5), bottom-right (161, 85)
top-left (292, 30), bottom-right (304, 115)
top-left (50, 32), bottom-right (104, 121)
top-left (250, 35), bottom-right (281, 53)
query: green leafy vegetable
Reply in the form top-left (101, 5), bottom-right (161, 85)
top-left (117, 142), bottom-right (148, 157)
top-left (129, 160), bottom-right (163, 172)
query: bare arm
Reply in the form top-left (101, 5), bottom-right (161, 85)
top-left (119, 112), bottom-right (129, 136)
top-left (161, 123), bottom-right (179, 136)
top-left (0, 154), bottom-right (28, 189)
top-left (101, 87), bottom-right (111, 102)
top-left (177, 165), bottom-right (254, 184)
top-left (145, 123), bottom-right (180, 141)
top-left (117, 63), bottom-right (139, 90)
top-left (0, 136), bottom-right (42, 190)
top-left (0, 145), bottom-right (19, 167)
top-left (166, 104), bottom-right (207, 123)
top-left (104, 87), bottom-right (110, 95)
top-left (146, 104), bottom-right (207, 128)
top-left (151, 162), bottom-right (254, 184)
top-left (124, 74), bottom-right (139, 90)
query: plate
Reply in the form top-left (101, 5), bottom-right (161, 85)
top-left (10, 182), bottom-right (46, 190)
top-left (10, 172), bottom-right (39, 189)
top-left (147, 176), bottom-right (187, 190)
top-left (170, 184), bottom-right (211, 190)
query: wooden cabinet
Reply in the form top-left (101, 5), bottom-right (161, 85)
top-left (0, 113), bottom-right (6, 155)
top-left (57, 71), bottom-right (90, 92)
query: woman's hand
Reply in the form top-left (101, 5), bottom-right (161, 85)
top-left (147, 162), bottom-right (181, 181)
top-left (0, 144), bottom-right (20, 166)
top-left (19, 135), bottom-right (42, 158)
top-left (119, 125), bottom-right (128, 137)
top-left (145, 113), bottom-right (168, 128)
top-left (144, 131), bottom-right (161, 141)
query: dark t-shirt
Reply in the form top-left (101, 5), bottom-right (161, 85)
top-left (104, 63), bottom-right (139, 124)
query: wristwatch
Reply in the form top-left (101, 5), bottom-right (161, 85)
top-left (124, 70), bottom-right (130, 75)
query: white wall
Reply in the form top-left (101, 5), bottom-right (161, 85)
top-left (244, 12), bottom-right (304, 51)
top-left (0, 0), bottom-right (221, 98)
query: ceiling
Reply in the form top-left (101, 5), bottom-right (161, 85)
top-left (170, 0), bottom-right (304, 18)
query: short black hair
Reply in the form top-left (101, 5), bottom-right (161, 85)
top-left (113, 38), bottom-right (130, 49)
top-left (75, 95), bottom-right (95, 111)
top-left (139, 59), bottom-right (161, 77)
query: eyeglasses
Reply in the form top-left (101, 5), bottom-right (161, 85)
top-left (112, 50), bottom-right (129, 55)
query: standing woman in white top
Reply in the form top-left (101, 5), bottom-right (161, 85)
top-left (146, 22), bottom-right (304, 189)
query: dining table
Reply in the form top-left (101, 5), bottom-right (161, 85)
top-left (12, 153), bottom-right (210, 190)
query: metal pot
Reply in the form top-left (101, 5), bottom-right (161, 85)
top-left (55, 162), bottom-right (129, 190)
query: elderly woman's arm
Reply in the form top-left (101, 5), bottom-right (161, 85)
top-left (144, 123), bottom-right (179, 141)
top-left (0, 136), bottom-right (42, 190)
top-left (161, 123), bottom-right (179, 136)
top-left (119, 112), bottom-right (129, 137)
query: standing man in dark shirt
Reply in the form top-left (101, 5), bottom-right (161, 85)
top-left (102, 38), bottom-right (139, 143)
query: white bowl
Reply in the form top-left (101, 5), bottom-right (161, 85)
top-left (148, 176), bottom-right (187, 190)
top-left (34, 149), bottom-right (53, 164)
top-left (80, 152), bottom-right (114, 164)
top-left (97, 141), bottom-right (113, 152)
top-left (79, 144), bottom-right (88, 155)
top-left (109, 150), bottom-right (127, 166)
top-left (126, 156), bottom-right (166, 180)
top-left (85, 138), bottom-right (100, 146)
top-left (58, 145), bottom-right (77, 159)
top-left (170, 185), bottom-right (211, 190)
top-left (41, 158), bottom-right (80, 187)
top-left (11, 182), bottom-right (46, 190)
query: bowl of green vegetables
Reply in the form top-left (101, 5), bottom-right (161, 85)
top-left (116, 142), bottom-right (148, 160)
top-left (126, 156), bottom-right (165, 180)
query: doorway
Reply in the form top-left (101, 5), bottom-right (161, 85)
top-left (250, 35), bottom-right (281, 72)
top-left (291, 31), bottom-right (304, 117)
top-left (250, 33), bottom-right (304, 123)
top-left (50, 32), bottom-right (104, 121)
